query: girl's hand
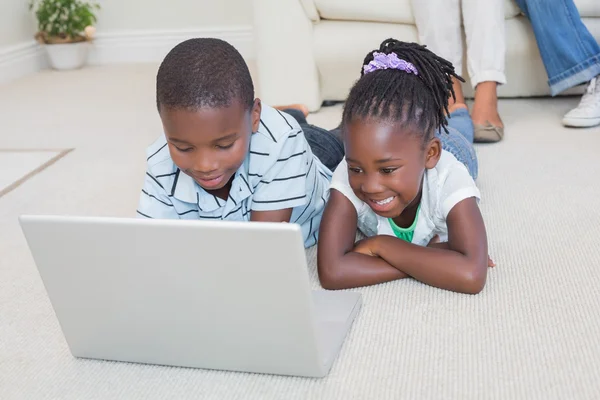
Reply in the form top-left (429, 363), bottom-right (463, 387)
top-left (352, 237), bottom-right (379, 257)
top-left (428, 235), bottom-right (496, 267)
top-left (427, 234), bottom-right (442, 247)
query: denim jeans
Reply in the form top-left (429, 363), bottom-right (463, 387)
top-left (283, 109), bottom-right (345, 172)
top-left (437, 108), bottom-right (479, 180)
top-left (515, 0), bottom-right (600, 95)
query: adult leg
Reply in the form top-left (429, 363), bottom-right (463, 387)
top-left (410, 0), bottom-right (463, 69)
top-left (516, 0), bottom-right (600, 127)
top-left (515, 0), bottom-right (600, 95)
top-left (462, 0), bottom-right (506, 142)
top-left (411, 0), bottom-right (465, 108)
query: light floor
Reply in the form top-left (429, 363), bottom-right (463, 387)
top-left (1, 64), bottom-right (600, 399)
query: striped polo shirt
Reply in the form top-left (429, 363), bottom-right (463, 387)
top-left (137, 105), bottom-right (332, 247)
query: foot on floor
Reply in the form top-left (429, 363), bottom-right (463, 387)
top-left (562, 76), bottom-right (600, 128)
top-left (274, 104), bottom-right (309, 117)
top-left (472, 82), bottom-right (504, 143)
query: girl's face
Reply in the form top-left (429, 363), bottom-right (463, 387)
top-left (344, 118), bottom-right (441, 219)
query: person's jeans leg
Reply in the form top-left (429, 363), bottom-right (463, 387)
top-left (446, 108), bottom-right (475, 143)
top-left (437, 109), bottom-right (478, 180)
top-left (462, 0), bottom-right (506, 87)
top-left (282, 108), bottom-right (308, 125)
top-left (281, 109), bottom-right (344, 172)
top-left (410, 0), bottom-right (463, 73)
top-left (515, 0), bottom-right (600, 95)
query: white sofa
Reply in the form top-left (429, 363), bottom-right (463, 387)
top-left (253, 0), bottom-right (600, 111)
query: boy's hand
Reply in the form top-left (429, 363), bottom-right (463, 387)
top-left (428, 235), bottom-right (496, 267)
top-left (352, 237), bottom-right (379, 257)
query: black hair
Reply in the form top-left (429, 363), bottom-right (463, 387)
top-left (156, 38), bottom-right (254, 112)
top-left (342, 39), bottom-right (464, 141)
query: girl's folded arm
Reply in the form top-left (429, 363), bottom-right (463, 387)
top-left (317, 190), bottom-right (408, 290)
top-left (370, 197), bottom-right (489, 294)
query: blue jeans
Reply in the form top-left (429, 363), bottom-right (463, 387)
top-left (515, 0), bottom-right (600, 95)
top-left (437, 108), bottom-right (479, 180)
top-left (283, 109), bottom-right (345, 172)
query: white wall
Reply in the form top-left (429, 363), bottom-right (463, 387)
top-left (0, 0), bottom-right (254, 84)
top-left (0, 0), bottom-right (36, 48)
top-left (0, 0), bottom-right (253, 48)
top-left (87, 0), bottom-right (255, 65)
top-left (96, 0), bottom-right (253, 32)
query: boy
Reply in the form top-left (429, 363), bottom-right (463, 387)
top-left (137, 38), bottom-right (343, 247)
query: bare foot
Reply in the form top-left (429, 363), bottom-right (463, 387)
top-left (472, 81), bottom-right (503, 128)
top-left (448, 77), bottom-right (466, 110)
top-left (274, 104), bottom-right (309, 117)
top-left (448, 102), bottom-right (468, 114)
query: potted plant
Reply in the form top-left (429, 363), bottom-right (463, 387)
top-left (29, 0), bottom-right (100, 70)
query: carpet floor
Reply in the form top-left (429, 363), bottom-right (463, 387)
top-left (1, 64), bottom-right (600, 399)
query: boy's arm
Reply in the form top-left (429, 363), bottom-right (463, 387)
top-left (358, 197), bottom-right (488, 294)
top-left (317, 190), bottom-right (409, 290)
top-left (250, 208), bottom-right (293, 223)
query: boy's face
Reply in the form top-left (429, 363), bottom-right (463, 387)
top-left (344, 118), bottom-right (440, 220)
top-left (160, 99), bottom-right (261, 195)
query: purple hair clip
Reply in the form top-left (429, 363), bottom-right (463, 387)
top-left (363, 52), bottom-right (418, 76)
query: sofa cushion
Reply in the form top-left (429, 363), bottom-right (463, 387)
top-left (314, 0), bottom-right (414, 24)
top-left (313, 21), bottom-right (419, 99)
top-left (313, 0), bottom-right (522, 25)
top-left (504, 0), bottom-right (521, 19)
top-left (300, 0), bottom-right (320, 22)
top-left (575, 0), bottom-right (600, 17)
top-left (510, 0), bottom-right (598, 18)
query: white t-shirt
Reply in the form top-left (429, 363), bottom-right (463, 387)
top-left (329, 151), bottom-right (481, 246)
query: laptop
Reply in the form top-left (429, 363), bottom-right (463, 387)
top-left (19, 215), bottom-right (362, 378)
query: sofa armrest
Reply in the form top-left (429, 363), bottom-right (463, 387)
top-left (253, 0), bottom-right (323, 111)
top-left (300, 0), bottom-right (320, 22)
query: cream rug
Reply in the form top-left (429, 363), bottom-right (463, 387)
top-left (1, 65), bottom-right (600, 399)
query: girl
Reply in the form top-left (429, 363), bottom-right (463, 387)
top-left (317, 39), bottom-right (493, 294)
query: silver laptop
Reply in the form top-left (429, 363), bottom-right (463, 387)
top-left (19, 215), bottom-right (361, 378)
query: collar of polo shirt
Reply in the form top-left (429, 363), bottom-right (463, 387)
top-left (171, 159), bottom-right (254, 213)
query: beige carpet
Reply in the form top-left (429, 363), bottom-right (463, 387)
top-left (1, 65), bottom-right (600, 399)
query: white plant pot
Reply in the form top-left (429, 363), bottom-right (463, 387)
top-left (44, 42), bottom-right (90, 71)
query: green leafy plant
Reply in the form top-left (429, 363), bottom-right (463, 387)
top-left (29, 0), bottom-right (100, 44)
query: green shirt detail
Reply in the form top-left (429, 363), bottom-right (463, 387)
top-left (388, 205), bottom-right (420, 243)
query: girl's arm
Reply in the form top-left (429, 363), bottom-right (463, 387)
top-left (356, 197), bottom-right (488, 294)
top-left (317, 190), bottom-right (408, 290)
top-left (427, 237), bottom-right (496, 267)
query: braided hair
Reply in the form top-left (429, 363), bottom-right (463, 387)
top-left (342, 39), bottom-right (464, 142)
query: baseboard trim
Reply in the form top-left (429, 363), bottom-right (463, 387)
top-left (0, 26), bottom-right (254, 85)
top-left (0, 41), bottom-right (47, 85)
top-left (88, 26), bottom-right (255, 65)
